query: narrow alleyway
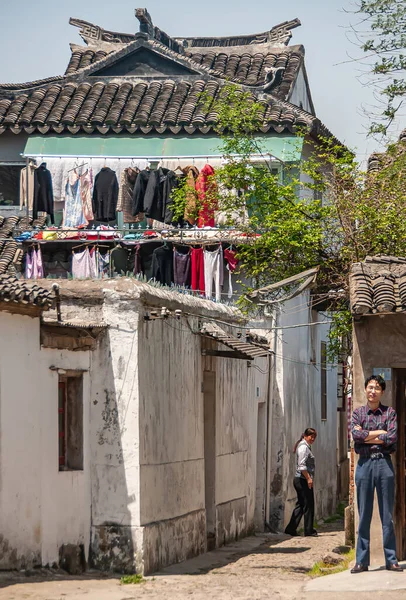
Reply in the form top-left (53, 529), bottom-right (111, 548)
top-left (0, 522), bottom-right (404, 600)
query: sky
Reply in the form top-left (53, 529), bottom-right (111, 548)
top-left (0, 0), bottom-right (400, 162)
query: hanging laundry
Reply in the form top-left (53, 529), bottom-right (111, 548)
top-left (223, 248), bottom-right (239, 299)
top-left (80, 169), bottom-right (94, 223)
top-left (196, 165), bottom-right (218, 228)
top-left (25, 247), bottom-right (44, 279)
top-left (173, 248), bottom-right (191, 287)
top-left (72, 247), bottom-right (97, 279)
top-left (182, 165), bottom-right (200, 225)
top-left (132, 169), bottom-right (151, 217)
top-left (117, 167), bottom-right (144, 223)
top-left (190, 247), bottom-right (205, 294)
top-left (92, 167), bottom-right (119, 222)
top-left (204, 246), bottom-right (224, 302)
top-left (33, 163), bottom-right (54, 224)
top-left (20, 161), bottom-right (36, 210)
top-left (134, 244), bottom-right (142, 276)
top-left (143, 168), bottom-right (179, 224)
top-left (96, 250), bottom-right (110, 279)
top-left (111, 246), bottom-right (130, 275)
top-left (151, 245), bottom-right (174, 286)
top-left (63, 170), bottom-right (88, 228)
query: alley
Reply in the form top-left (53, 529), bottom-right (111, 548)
top-left (1, 523), bottom-right (405, 600)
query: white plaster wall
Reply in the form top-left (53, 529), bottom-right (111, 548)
top-left (269, 291), bottom-right (338, 529)
top-left (0, 312), bottom-right (91, 568)
top-left (90, 292), bottom-right (141, 529)
top-left (215, 353), bottom-right (268, 530)
top-left (137, 310), bottom-right (268, 540)
top-left (289, 66), bottom-right (313, 114)
top-left (137, 314), bottom-right (205, 526)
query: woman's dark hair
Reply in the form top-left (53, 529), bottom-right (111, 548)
top-left (365, 374), bottom-right (386, 391)
top-left (293, 428), bottom-right (317, 453)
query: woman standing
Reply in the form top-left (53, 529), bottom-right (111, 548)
top-left (285, 428), bottom-right (318, 537)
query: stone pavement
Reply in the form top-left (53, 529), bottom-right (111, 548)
top-left (0, 523), bottom-right (404, 600)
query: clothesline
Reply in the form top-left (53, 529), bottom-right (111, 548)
top-left (22, 153), bottom-right (281, 162)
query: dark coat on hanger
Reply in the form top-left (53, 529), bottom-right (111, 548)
top-left (117, 167), bottom-right (142, 223)
top-left (132, 169), bottom-right (151, 216)
top-left (143, 168), bottom-right (179, 224)
top-left (92, 167), bottom-right (119, 222)
top-left (33, 163), bottom-right (54, 224)
top-left (151, 245), bottom-right (174, 286)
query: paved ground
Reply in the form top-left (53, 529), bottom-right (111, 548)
top-left (0, 522), bottom-right (404, 600)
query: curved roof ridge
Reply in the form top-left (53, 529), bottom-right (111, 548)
top-left (0, 74), bottom-right (64, 92)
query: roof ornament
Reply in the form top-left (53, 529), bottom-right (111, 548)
top-left (135, 8), bottom-right (154, 37)
top-left (263, 66), bottom-right (286, 91)
top-left (268, 18), bottom-right (301, 47)
top-left (135, 8), bottom-right (185, 54)
top-left (69, 17), bottom-right (133, 45)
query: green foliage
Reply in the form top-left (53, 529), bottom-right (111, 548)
top-left (352, 0), bottom-right (406, 135)
top-left (120, 574), bottom-right (145, 585)
top-left (308, 548), bottom-right (355, 577)
top-left (169, 82), bottom-right (406, 359)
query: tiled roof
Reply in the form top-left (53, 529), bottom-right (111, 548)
top-left (0, 216), bottom-right (22, 275)
top-left (350, 256), bottom-right (406, 315)
top-left (65, 46), bottom-right (110, 75)
top-left (0, 215), bottom-right (47, 275)
top-left (199, 321), bottom-right (271, 359)
top-left (184, 46), bottom-right (303, 98)
top-left (60, 12), bottom-right (306, 104)
top-left (62, 43), bottom-right (304, 101)
top-left (0, 78), bottom-right (314, 135)
top-left (0, 274), bottom-right (55, 309)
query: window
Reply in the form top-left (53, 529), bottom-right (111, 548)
top-left (321, 342), bottom-right (327, 421)
top-left (0, 164), bottom-right (24, 206)
top-left (58, 373), bottom-right (84, 471)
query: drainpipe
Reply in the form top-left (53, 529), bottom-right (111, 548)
top-left (52, 283), bottom-right (62, 322)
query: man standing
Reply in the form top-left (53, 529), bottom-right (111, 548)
top-left (351, 374), bottom-right (403, 573)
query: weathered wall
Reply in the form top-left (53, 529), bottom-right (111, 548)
top-left (137, 313), bottom-right (206, 572)
top-left (267, 290), bottom-right (338, 532)
top-left (0, 279), bottom-right (272, 574)
top-left (0, 311), bottom-right (91, 569)
top-left (137, 309), bottom-right (268, 572)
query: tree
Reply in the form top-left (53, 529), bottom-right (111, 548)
top-left (171, 84), bottom-right (406, 358)
top-left (350, 0), bottom-right (406, 136)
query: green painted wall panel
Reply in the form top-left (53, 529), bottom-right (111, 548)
top-left (23, 134), bottom-right (303, 162)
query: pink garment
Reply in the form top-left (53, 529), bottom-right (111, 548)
top-left (35, 247), bottom-right (44, 279)
top-left (25, 250), bottom-right (33, 279)
top-left (25, 247), bottom-right (44, 279)
top-left (72, 247), bottom-right (97, 279)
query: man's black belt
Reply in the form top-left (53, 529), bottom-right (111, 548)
top-left (369, 452), bottom-right (388, 460)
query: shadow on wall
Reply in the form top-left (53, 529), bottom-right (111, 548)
top-left (268, 379), bottom-right (284, 533)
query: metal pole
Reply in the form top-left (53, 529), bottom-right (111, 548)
top-left (25, 156), bottom-right (30, 222)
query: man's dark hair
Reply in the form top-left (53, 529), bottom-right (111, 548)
top-left (365, 374), bottom-right (386, 391)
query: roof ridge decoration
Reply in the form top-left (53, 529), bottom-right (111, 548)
top-left (69, 10), bottom-right (300, 53)
top-left (177, 18), bottom-right (301, 49)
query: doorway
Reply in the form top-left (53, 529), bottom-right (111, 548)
top-left (393, 369), bottom-right (406, 560)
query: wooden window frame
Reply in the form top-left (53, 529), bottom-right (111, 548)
top-left (58, 372), bottom-right (84, 472)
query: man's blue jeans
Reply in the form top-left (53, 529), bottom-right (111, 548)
top-left (355, 456), bottom-right (397, 566)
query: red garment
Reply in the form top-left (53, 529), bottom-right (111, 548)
top-left (191, 247), bottom-right (205, 294)
top-left (223, 249), bottom-right (238, 271)
top-left (196, 164), bottom-right (218, 228)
